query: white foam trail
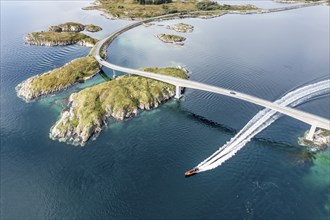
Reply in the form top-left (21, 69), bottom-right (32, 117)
top-left (197, 80), bottom-right (330, 172)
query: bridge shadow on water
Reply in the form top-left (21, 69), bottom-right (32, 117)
top-left (98, 69), bottom-right (111, 81)
top-left (165, 100), bottom-right (307, 155)
top-left (95, 70), bottom-right (319, 163)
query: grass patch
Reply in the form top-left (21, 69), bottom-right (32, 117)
top-left (196, 1), bottom-right (257, 11)
top-left (51, 67), bottom-right (188, 144)
top-left (157, 34), bottom-right (186, 44)
top-left (88, 0), bottom-right (258, 19)
top-left (49, 22), bottom-right (85, 32)
top-left (26, 31), bottom-right (98, 46)
top-left (91, 0), bottom-right (200, 18)
top-left (74, 67), bottom-right (188, 119)
top-left (29, 57), bottom-right (99, 94)
top-left (85, 24), bottom-right (103, 32)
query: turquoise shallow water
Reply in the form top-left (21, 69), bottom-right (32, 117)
top-left (1, 1), bottom-right (329, 219)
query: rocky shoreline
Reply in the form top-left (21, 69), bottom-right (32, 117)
top-left (298, 129), bottom-right (330, 152)
top-left (166, 23), bottom-right (194, 33)
top-left (25, 33), bottom-right (97, 47)
top-left (25, 22), bottom-right (101, 47)
top-left (50, 67), bottom-right (189, 145)
top-left (85, 24), bottom-right (103, 32)
top-left (25, 31), bottom-right (98, 47)
top-left (49, 22), bottom-right (85, 32)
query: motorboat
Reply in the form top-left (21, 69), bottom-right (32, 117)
top-left (185, 168), bottom-right (199, 177)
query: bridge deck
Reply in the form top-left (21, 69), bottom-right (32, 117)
top-left (92, 11), bottom-right (330, 132)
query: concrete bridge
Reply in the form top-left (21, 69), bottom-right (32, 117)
top-left (92, 6), bottom-right (330, 141)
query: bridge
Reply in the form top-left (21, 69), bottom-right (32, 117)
top-left (92, 9), bottom-right (330, 141)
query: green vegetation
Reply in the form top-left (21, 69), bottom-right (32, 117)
top-left (85, 24), bottom-right (103, 32)
top-left (87, 0), bottom-right (201, 18)
top-left (30, 57), bottom-right (99, 91)
top-left (51, 67), bottom-right (188, 144)
top-left (196, 1), bottom-right (222, 10)
top-left (16, 57), bottom-right (100, 101)
top-left (157, 34), bottom-right (186, 44)
top-left (71, 66), bottom-right (187, 122)
top-left (49, 22), bottom-right (85, 32)
top-left (138, 0), bottom-right (172, 5)
top-left (196, 1), bottom-right (257, 10)
top-left (26, 22), bottom-right (102, 46)
top-left (25, 31), bottom-right (98, 46)
top-left (86, 0), bottom-right (258, 19)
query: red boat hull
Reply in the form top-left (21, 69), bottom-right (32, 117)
top-left (185, 168), bottom-right (199, 177)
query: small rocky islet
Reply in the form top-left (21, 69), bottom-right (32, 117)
top-left (16, 56), bottom-right (100, 102)
top-left (298, 129), bottom-right (330, 152)
top-left (166, 23), bottom-right (194, 33)
top-left (155, 23), bottom-right (193, 45)
top-left (50, 67), bottom-right (189, 145)
top-left (85, 24), bottom-right (103, 32)
top-left (25, 22), bottom-right (102, 47)
top-left (49, 22), bottom-right (85, 32)
top-left (25, 31), bottom-right (98, 47)
top-left (156, 34), bottom-right (186, 45)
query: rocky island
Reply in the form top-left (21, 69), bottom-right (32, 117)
top-left (83, 0), bottom-right (259, 19)
top-left (25, 22), bottom-right (101, 47)
top-left (25, 31), bottom-right (98, 47)
top-left (85, 24), bottom-right (103, 32)
top-left (167, 23), bottom-right (194, 33)
top-left (156, 34), bottom-right (186, 45)
top-left (298, 129), bottom-right (330, 152)
top-left (49, 22), bottom-right (85, 32)
top-left (16, 56), bottom-right (100, 102)
top-left (50, 67), bottom-right (189, 145)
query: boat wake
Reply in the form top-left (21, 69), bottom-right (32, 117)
top-left (196, 79), bottom-right (330, 172)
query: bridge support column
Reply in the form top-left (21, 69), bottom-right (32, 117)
top-left (112, 69), bottom-right (116, 79)
top-left (175, 85), bottom-right (181, 99)
top-left (306, 124), bottom-right (317, 141)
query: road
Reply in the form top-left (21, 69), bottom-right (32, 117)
top-left (92, 7), bottom-right (330, 132)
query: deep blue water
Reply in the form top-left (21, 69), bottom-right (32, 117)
top-left (1, 1), bottom-right (329, 219)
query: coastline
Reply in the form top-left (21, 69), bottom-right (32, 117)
top-left (2, 1), bottom-right (330, 219)
top-left (16, 0), bottom-right (328, 144)
top-left (50, 67), bottom-right (189, 145)
top-left (85, 0), bottom-right (327, 22)
top-left (94, 0), bottom-right (327, 60)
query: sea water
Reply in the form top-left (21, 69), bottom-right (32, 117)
top-left (1, 1), bottom-right (329, 219)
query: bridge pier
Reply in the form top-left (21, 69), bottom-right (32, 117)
top-left (175, 85), bottom-right (181, 99)
top-left (305, 124), bottom-right (317, 141)
top-left (112, 69), bottom-right (116, 79)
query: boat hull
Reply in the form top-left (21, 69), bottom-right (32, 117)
top-left (185, 168), bottom-right (199, 177)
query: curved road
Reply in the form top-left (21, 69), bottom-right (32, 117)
top-left (92, 8), bottom-right (330, 133)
